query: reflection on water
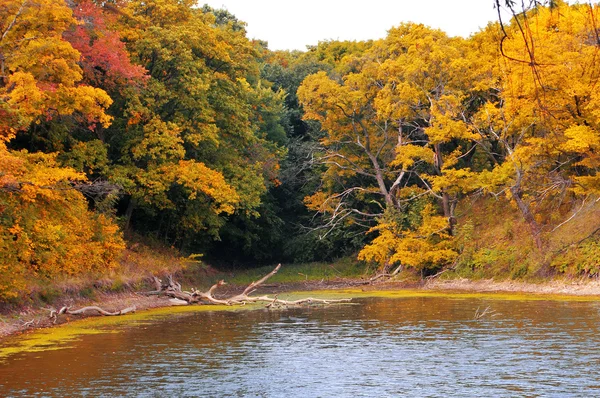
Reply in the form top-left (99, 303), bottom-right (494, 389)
top-left (1, 296), bottom-right (600, 397)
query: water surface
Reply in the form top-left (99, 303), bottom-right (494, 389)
top-left (1, 294), bottom-right (599, 397)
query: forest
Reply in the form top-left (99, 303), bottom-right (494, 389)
top-left (2, 0), bottom-right (600, 300)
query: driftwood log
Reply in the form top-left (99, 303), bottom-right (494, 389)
top-left (49, 264), bottom-right (351, 321)
top-left (49, 305), bottom-right (136, 323)
top-left (145, 264), bottom-right (352, 307)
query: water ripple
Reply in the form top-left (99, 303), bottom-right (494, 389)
top-left (1, 297), bottom-right (600, 397)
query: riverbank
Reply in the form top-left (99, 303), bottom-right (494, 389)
top-left (3, 275), bottom-right (600, 341)
top-left (424, 278), bottom-right (600, 296)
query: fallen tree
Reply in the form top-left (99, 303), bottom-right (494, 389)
top-left (145, 264), bottom-right (352, 307)
top-left (49, 264), bottom-right (352, 322)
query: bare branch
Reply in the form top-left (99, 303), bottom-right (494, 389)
top-left (1, 0), bottom-right (27, 44)
top-left (50, 305), bottom-right (136, 323)
top-left (145, 264), bottom-right (352, 308)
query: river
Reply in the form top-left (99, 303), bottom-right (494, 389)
top-left (1, 292), bottom-right (599, 397)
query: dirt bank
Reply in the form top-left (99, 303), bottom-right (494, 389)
top-left (423, 278), bottom-right (600, 296)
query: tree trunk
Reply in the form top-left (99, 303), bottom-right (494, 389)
top-left (433, 143), bottom-right (456, 235)
top-left (510, 185), bottom-right (543, 251)
top-left (441, 191), bottom-right (456, 235)
top-left (124, 197), bottom-right (136, 233)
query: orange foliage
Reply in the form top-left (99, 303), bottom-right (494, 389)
top-left (0, 143), bottom-right (124, 299)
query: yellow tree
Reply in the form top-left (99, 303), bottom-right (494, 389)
top-left (0, 0), bottom-right (112, 139)
top-left (0, 0), bottom-right (124, 299)
top-left (298, 24), bottom-right (478, 272)
top-left (471, 1), bottom-right (600, 250)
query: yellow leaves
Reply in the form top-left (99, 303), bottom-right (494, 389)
top-left (359, 204), bottom-right (457, 270)
top-left (559, 125), bottom-right (600, 192)
top-left (24, 204), bottom-right (124, 277)
top-left (498, 2), bottom-right (600, 132)
top-left (127, 0), bottom-right (196, 27)
top-left (0, 143), bottom-right (125, 298)
top-left (0, 0), bottom-right (112, 134)
top-left (392, 144), bottom-right (434, 168)
top-left (184, 123), bottom-right (220, 147)
top-left (298, 71), bottom-right (369, 127)
top-left (417, 204), bottom-right (452, 237)
top-left (357, 223), bottom-right (398, 266)
top-left (174, 160), bottom-right (239, 215)
top-left (373, 81), bottom-right (420, 120)
top-left (0, 72), bottom-right (44, 138)
top-left (477, 163), bottom-right (515, 193)
top-left (377, 23), bottom-right (465, 91)
top-left (426, 96), bottom-right (478, 144)
top-left (571, 176), bottom-right (600, 196)
top-left (1, 74), bottom-right (113, 136)
top-left (0, 0), bottom-right (75, 49)
top-left (0, 142), bottom-right (85, 202)
top-left (426, 113), bottom-right (475, 145)
top-left (304, 191), bottom-right (338, 213)
top-left (297, 72), bottom-right (340, 121)
top-left (12, 39), bottom-right (83, 85)
top-left (429, 168), bottom-right (477, 194)
top-left (132, 117), bottom-right (185, 163)
top-left (53, 85), bottom-right (113, 127)
top-left (561, 125), bottom-right (600, 153)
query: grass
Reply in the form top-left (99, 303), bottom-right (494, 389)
top-left (447, 197), bottom-right (600, 281)
top-left (210, 257), bottom-right (366, 287)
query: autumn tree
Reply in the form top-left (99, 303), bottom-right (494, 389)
top-left (0, 0), bottom-right (124, 299)
top-left (100, 0), bottom-right (286, 250)
top-left (470, 1), bottom-right (600, 250)
top-left (298, 25), bottom-right (480, 272)
top-left (0, 0), bottom-right (112, 139)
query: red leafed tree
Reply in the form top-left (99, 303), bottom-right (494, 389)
top-left (64, 0), bottom-right (147, 90)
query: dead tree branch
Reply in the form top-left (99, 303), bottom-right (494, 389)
top-left (49, 305), bottom-right (136, 323)
top-left (146, 264), bottom-right (352, 307)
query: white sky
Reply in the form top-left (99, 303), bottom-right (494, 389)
top-left (201, 0), bottom-right (502, 51)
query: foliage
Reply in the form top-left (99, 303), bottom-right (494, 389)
top-left (4, 0), bottom-right (600, 301)
top-left (0, 0), bottom-right (112, 139)
top-left (296, 2), bottom-right (600, 276)
top-left (0, 142), bottom-right (124, 299)
top-left (468, 1), bottom-right (600, 250)
top-left (100, 1), bottom-right (286, 249)
top-left (551, 240), bottom-right (600, 277)
top-left (358, 205), bottom-right (457, 272)
top-left (297, 24), bottom-right (477, 270)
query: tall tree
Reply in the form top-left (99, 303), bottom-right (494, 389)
top-left (103, 0), bottom-right (285, 249)
top-left (472, 1), bottom-right (600, 250)
top-left (0, 0), bottom-right (124, 299)
top-left (298, 25), bottom-right (479, 271)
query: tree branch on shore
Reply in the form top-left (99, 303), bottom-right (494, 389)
top-left (49, 305), bottom-right (137, 323)
top-left (145, 264), bottom-right (352, 307)
top-left (48, 264), bottom-right (351, 323)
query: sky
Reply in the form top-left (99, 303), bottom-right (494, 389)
top-left (201, 0), bottom-right (502, 51)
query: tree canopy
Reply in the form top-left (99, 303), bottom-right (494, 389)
top-left (2, 0), bottom-right (600, 298)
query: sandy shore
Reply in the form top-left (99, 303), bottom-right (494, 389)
top-left (2, 277), bottom-right (600, 340)
top-left (423, 278), bottom-right (600, 296)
